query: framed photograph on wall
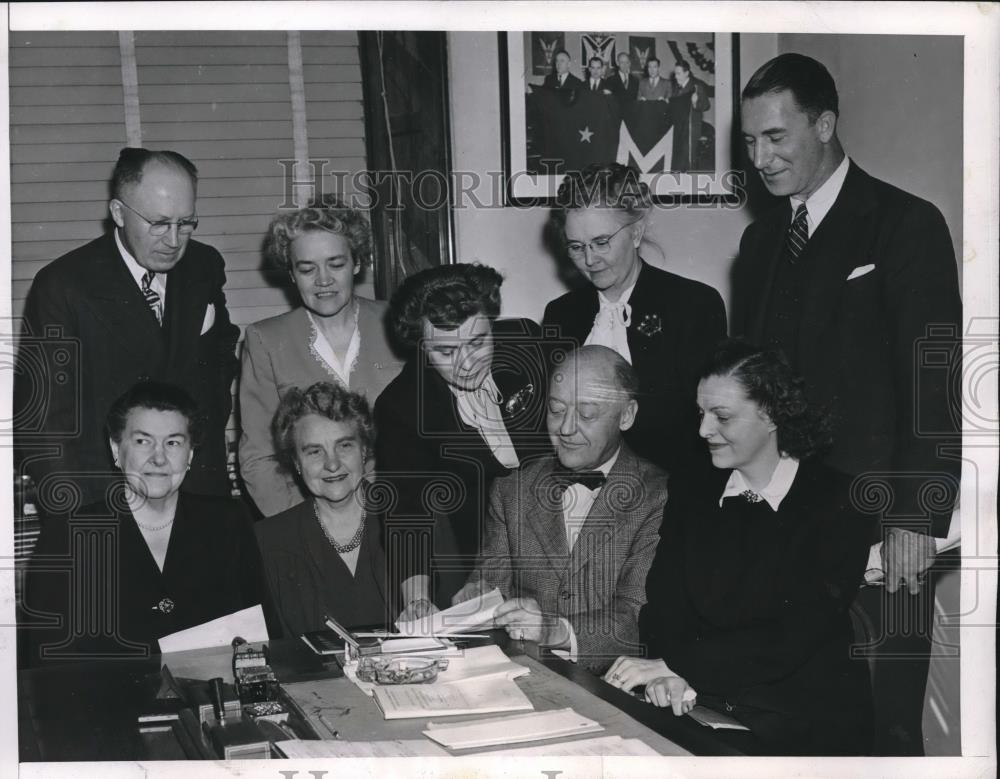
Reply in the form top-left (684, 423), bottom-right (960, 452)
top-left (500, 31), bottom-right (739, 204)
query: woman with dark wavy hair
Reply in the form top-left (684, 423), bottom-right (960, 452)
top-left (605, 340), bottom-right (874, 755)
top-left (543, 162), bottom-right (726, 474)
top-left (239, 197), bottom-right (402, 517)
top-left (374, 263), bottom-right (551, 618)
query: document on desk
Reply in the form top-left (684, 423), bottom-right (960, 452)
top-left (157, 604), bottom-right (268, 653)
top-left (435, 645), bottom-right (530, 684)
top-left (373, 677), bottom-right (533, 720)
top-left (274, 739), bottom-right (449, 758)
top-left (423, 707), bottom-right (603, 749)
top-left (687, 705), bottom-right (751, 731)
top-left (395, 588), bottom-right (504, 636)
top-left (477, 734), bottom-right (660, 756)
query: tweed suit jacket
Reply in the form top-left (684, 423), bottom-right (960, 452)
top-left (473, 445), bottom-right (667, 673)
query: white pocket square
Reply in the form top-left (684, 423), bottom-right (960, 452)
top-left (200, 303), bottom-right (216, 335)
top-left (846, 264), bottom-right (876, 281)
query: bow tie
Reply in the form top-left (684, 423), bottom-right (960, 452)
top-left (553, 469), bottom-right (607, 492)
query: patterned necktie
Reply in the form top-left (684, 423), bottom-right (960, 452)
top-left (785, 203), bottom-right (809, 262)
top-left (141, 270), bottom-right (162, 325)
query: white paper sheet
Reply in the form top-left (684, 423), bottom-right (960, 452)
top-left (478, 735), bottom-right (660, 756)
top-left (434, 644), bottom-right (530, 684)
top-left (157, 604), bottom-right (269, 653)
top-left (274, 739), bottom-right (450, 758)
top-left (374, 676), bottom-right (534, 720)
top-left (423, 707), bottom-right (603, 749)
top-left (395, 588), bottom-right (504, 636)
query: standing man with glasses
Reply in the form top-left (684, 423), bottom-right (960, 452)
top-left (543, 163), bottom-right (726, 474)
top-left (16, 147), bottom-right (240, 509)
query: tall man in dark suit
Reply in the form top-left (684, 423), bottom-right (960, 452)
top-left (453, 346), bottom-right (667, 674)
top-left (735, 53), bottom-right (962, 755)
top-left (607, 51), bottom-right (639, 105)
top-left (542, 48), bottom-right (584, 92)
top-left (15, 148), bottom-right (240, 510)
top-left (583, 56), bottom-right (613, 94)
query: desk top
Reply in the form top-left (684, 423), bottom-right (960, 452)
top-left (18, 635), bottom-right (760, 761)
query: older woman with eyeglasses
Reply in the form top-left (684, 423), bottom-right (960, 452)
top-left (543, 162), bottom-right (726, 473)
top-left (605, 341), bottom-right (874, 755)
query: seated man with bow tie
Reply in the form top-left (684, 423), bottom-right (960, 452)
top-left (453, 345), bottom-right (667, 674)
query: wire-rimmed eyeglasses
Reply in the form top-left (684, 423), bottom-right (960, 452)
top-left (564, 219), bottom-right (640, 259)
top-left (117, 200), bottom-right (199, 236)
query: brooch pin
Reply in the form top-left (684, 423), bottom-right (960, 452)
top-left (504, 384), bottom-right (535, 415)
top-left (635, 313), bottom-right (663, 337)
top-left (154, 597), bottom-right (175, 614)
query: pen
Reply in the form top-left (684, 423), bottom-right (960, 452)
top-left (209, 677), bottom-right (226, 726)
top-left (317, 712), bottom-right (340, 739)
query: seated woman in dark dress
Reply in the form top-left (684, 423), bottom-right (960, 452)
top-left (22, 381), bottom-right (274, 666)
top-left (604, 341), bottom-right (874, 755)
top-left (255, 381), bottom-right (395, 637)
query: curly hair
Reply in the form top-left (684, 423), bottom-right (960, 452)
top-left (106, 380), bottom-right (205, 449)
top-left (263, 195), bottom-right (372, 273)
top-left (389, 263), bottom-right (504, 349)
top-left (271, 381), bottom-right (375, 475)
top-left (552, 162), bottom-right (651, 228)
top-left (700, 339), bottom-right (833, 461)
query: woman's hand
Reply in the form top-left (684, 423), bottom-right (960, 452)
top-left (645, 676), bottom-right (697, 716)
top-left (602, 656), bottom-right (671, 693)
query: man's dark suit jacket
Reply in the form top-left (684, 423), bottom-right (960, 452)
top-left (16, 233), bottom-right (240, 506)
top-left (735, 162), bottom-right (962, 537)
top-left (373, 318), bottom-right (552, 607)
top-left (607, 71), bottom-right (639, 103)
top-left (21, 490), bottom-right (275, 666)
top-left (542, 72), bottom-right (584, 91)
top-left (640, 460), bottom-right (873, 755)
top-left (543, 261), bottom-right (727, 474)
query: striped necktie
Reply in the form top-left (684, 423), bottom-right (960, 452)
top-left (785, 203), bottom-right (809, 262)
top-left (141, 270), bottom-right (162, 325)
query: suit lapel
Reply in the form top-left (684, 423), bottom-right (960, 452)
top-left (163, 252), bottom-right (211, 369)
top-left (569, 447), bottom-right (635, 574)
top-left (80, 235), bottom-right (166, 365)
top-left (749, 205), bottom-right (792, 343)
top-left (797, 162), bottom-right (879, 353)
top-left (525, 458), bottom-right (571, 572)
top-left (624, 261), bottom-right (662, 372)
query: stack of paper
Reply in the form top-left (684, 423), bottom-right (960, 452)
top-left (434, 645), bottom-right (530, 685)
top-left (396, 588), bottom-right (504, 636)
top-left (423, 707), bottom-right (603, 750)
top-left (274, 739), bottom-right (450, 758)
top-left (478, 735), bottom-right (660, 756)
top-left (373, 677), bottom-right (534, 720)
top-left (157, 604), bottom-right (269, 654)
top-left (687, 705), bottom-right (751, 731)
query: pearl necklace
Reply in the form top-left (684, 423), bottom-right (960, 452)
top-left (134, 516), bottom-right (175, 532)
top-left (313, 500), bottom-right (366, 554)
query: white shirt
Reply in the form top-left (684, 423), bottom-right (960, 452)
top-left (718, 455), bottom-right (799, 511)
top-left (789, 155), bottom-right (850, 236)
top-left (307, 303), bottom-right (360, 388)
top-left (116, 229), bottom-right (166, 308)
top-left (584, 281), bottom-right (636, 365)
top-left (449, 373), bottom-right (520, 469)
top-left (555, 448), bottom-right (620, 663)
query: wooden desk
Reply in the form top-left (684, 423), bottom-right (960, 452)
top-left (19, 636), bottom-right (760, 760)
